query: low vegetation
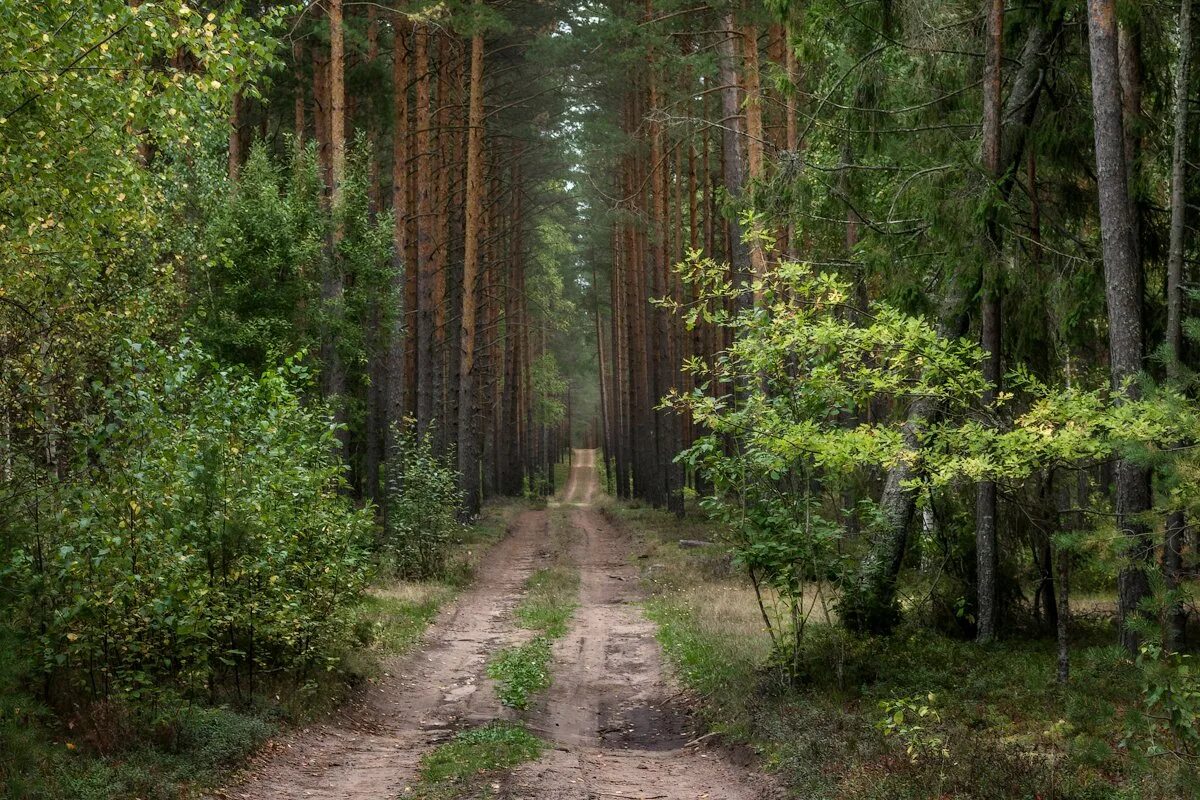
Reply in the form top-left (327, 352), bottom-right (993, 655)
top-left (406, 721), bottom-right (545, 800)
top-left (488, 513), bottom-right (579, 710)
top-left (612, 502), bottom-right (1200, 800)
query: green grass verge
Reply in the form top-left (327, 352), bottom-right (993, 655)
top-left (405, 721), bottom-right (544, 800)
top-left (617, 502), bottom-right (1200, 800)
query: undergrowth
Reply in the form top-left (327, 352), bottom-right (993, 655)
top-left (1, 500), bottom-right (526, 800)
top-left (614, 502), bottom-right (1200, 800)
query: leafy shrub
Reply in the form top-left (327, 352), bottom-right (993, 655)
top-left (383, 427), bottom-right (464, 579)
top-left (1125, 644), bottom-right (1200, 761)
top-left (2, 338), bottom-right (373, 705)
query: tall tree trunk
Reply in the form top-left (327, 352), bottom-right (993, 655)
top-left (1163, 0), bottom-right (1194, 653)
top-left (363, 6), bottom-right (384, 509)
top-left (1086, 0), bottom-right (1154, 655)
top-left (432, 35), bottom-right (452, 451)
top-left (414, 24), bottom-right (436, 439)
top-left (716, 18), bottom-right (752, 307)
top-left (501, 159), bottom-right (524, 495)
top-left (322, 0), bottom-right (349, 470)
top-left (740, 21), bottom-right (768, 287)
top-left (458, 16), bottom-right (486, 517)
top-left (386, 15), bottom-right (410, 472)
top-left (975, 0), bottom-right (1004, 645)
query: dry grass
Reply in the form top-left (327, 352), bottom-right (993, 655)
top-left (369, 581), bottom-right (455, 606)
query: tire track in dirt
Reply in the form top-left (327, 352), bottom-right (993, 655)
top-left (214, 509), bottom-right (550, 800)
top-left (504, 450), bottom-right (769, 800)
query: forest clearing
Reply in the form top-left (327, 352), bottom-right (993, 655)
top-left (4, 0), bottom-right (1200, 798)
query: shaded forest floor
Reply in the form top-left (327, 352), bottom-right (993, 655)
top-left (612, 505), bottom-right (1200, 800)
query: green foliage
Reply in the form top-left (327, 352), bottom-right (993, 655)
top-left (185, 143), bottom-right (327, 369)
top-left (383, 427), bottom-right (465, 580)
top-left (876, 693), bottom-right (948, 763)
top-left (1, 682), bottom-right (274, 800)
top-left (3, 338), bottom-right (373, 704)
top-left (530, 353), bottom-right (568, 427)
top-left (487, 637), bottom-right (553, 710)
top-left (411, 722), bottom-right (544, 799)
top-left (1125, 644), bottom-right (1200, 762)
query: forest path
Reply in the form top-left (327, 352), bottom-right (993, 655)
top-left (502, 449), bottom-right (767, 800)
top-left (215, 510), bottom-right (548, 799)
top-left (217, 450), bottom-right (765, 799)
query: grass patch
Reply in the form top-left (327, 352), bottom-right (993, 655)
top-left (486, 511), bottom-right (579, 711)
top-left (618, 502), bottom-right (1200, 800)
top-left (406, 721), bottom-right (543, 799)
top-left (486, 638), bottom-right (553, 710)
top-left (351, 583), bottom-right (456, 658)
top-left (514, 567), bottom-right (579, 638)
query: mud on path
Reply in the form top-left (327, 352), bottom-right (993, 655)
top-left (215, 510), bottom-right (549, 799)
top-left (504, 451), bottom-right (765, 800)
top-left (217, 449), bottom-right (766, 799)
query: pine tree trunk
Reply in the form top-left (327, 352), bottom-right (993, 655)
top-left (322, 0), bottom-right (349, 472)
top-left (1086, 0), bottom-right (1153, 655)
top-left (458, 18), bottom-right (486, 517)
top-left (414, 24), bottom-right (437, 439)
top-left (1163, 0), bottom-right (1193, 654)
top-left (975, 0), bottom-right (1004, 646)
top-left (386, 14), bottom-right (410, 469)
top-left (717, 18), bottom-right (751, 307)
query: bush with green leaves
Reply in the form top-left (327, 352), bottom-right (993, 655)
top-left (2, 337), bottom-right (373, 704)
top-left (1125, 644), bottom-right (1200, 762)
top-left (383, 428), bottom-right (465, 580)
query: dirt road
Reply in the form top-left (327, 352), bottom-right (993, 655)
top-left (220, 450), bottom-right (764, 800)
top-left (507, 452), bottom-right (763, 799)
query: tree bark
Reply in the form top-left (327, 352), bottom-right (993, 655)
top-left (716, 18), bottom-right (752, 308)
top-left (1086, 0), bottom-right (1154, 655)
top-left (458, 16), bottom-right (486, 517)
top-left (321, 0), bottom-right (349, 470)
top-left (975, 0), bottom-right (1004, 646)
top-left (414, 24), bottom-right (436, 439)
top-left (1163, 0), bottom-right (1194, 653)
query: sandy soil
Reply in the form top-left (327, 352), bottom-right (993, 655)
top-left (214, 450), bottom-right (768, 800)
top-left (214, 511), bottom-right (547, 799)
top-left (502, 451), bottom-right (767, 800)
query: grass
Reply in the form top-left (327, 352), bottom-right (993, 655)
top-left (514, 567), bottom-right (579, 637)
top-left (0, 499), bottom-right (532, 800)
top-left (486, 509), bottom-right (580, 711)
top-left (486, 638), bottom-right (554, 710)
top-left (404, 721), bottom-right (544, 799)
top-left (609, 501), bottom-right (1200, 800)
